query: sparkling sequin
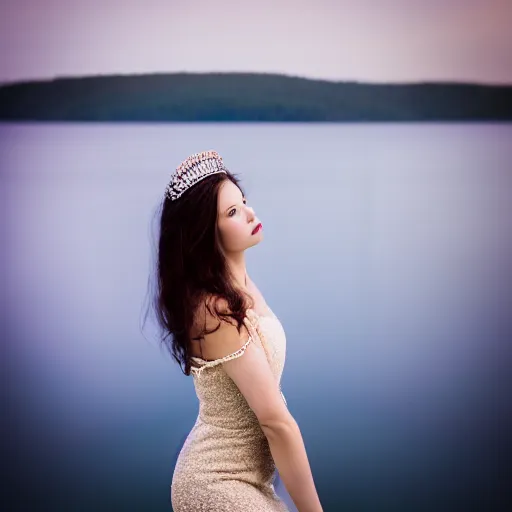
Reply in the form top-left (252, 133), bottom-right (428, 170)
top-left (170, 308), bottom-right (289, 511)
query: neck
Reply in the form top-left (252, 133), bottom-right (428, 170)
top-left (225, 252), bottom-right (247, 290)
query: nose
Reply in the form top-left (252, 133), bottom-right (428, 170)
top-left (246, 205), bottom-right (255, 221)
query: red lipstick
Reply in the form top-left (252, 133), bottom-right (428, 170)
top-left (251, 223), bottom-right (262, 235)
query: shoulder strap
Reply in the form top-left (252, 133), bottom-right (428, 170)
top-left (190, 335), bottom-right (253, 377)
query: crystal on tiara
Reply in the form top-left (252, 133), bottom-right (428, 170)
top-left (164, 150), bottom-right (228, 201)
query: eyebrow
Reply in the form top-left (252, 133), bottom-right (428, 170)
top-left (224, 196), bottom-right (246, 214)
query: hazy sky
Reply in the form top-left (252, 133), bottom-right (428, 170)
top-left (1, 0), bottom-right (511, 84)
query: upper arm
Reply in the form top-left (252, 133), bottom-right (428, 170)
top-left (223, 341), bottom-right (293, 431)
top-left (198, 298), bottom-right (293, 430)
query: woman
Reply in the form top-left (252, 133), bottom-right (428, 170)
top-left (152, 151), bottom-right (323, 511)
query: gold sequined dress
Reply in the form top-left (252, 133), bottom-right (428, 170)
top-left (170, 307), bottom-right (289, 511)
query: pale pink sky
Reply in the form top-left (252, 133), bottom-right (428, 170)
top-left (1, 0), bottom-right (511, 84)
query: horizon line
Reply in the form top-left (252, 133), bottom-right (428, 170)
top-left (1, 71), bottom-right (511, 88)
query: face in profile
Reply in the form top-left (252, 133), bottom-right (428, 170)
top-left (216, 179), bottom-right (263, 254)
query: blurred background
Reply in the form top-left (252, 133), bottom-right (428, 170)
top-left (1, 1), bottom-right (511, 511)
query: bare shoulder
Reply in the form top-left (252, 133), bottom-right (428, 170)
top-left (192, 294), bottom-right (245, 360)
top-left (193, 294), bottom-right (235, 330)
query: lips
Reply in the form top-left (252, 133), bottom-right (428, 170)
top-left (251, 223), bottom-right (262, 235)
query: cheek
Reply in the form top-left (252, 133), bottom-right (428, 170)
top-left (221, 219), bottom-right (246, 244)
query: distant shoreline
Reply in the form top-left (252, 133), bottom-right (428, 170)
top-left (1, 72), bottom-right (510, 122)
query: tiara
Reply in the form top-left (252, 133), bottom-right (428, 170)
top-left (165, 150), bottom-right (228, 201)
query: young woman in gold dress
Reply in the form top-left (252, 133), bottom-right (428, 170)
top-left (151, 151), bottom-right (323, 511)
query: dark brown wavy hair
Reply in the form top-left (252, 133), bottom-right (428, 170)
top-left (142, 169), bottom-right (254, 376)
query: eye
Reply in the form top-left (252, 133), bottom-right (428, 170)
top-left (228, 199), bottom-right (247, 217)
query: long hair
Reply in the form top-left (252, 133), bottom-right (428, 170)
top-left (143, 170), bottom-right (254, 376)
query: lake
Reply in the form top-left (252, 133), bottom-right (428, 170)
top-left (2, 122), bottom-right (511, 511)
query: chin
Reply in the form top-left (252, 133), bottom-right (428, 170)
top-left (247, 234), bottom-right (263, 247)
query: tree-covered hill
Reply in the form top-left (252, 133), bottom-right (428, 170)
top-left (0, 72), bottom-right (510, 121)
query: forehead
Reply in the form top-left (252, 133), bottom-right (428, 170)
top-left (217, 180), bottom-right (243, 210)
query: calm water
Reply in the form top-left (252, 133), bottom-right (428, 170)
top-left (2, 123), bottom-right (511, 511)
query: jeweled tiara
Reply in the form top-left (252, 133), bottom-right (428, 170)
top-left (165, 150), bottom-right (228, 201)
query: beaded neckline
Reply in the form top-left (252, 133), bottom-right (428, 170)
top-left (247, 307), bottom-right (276, 320)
